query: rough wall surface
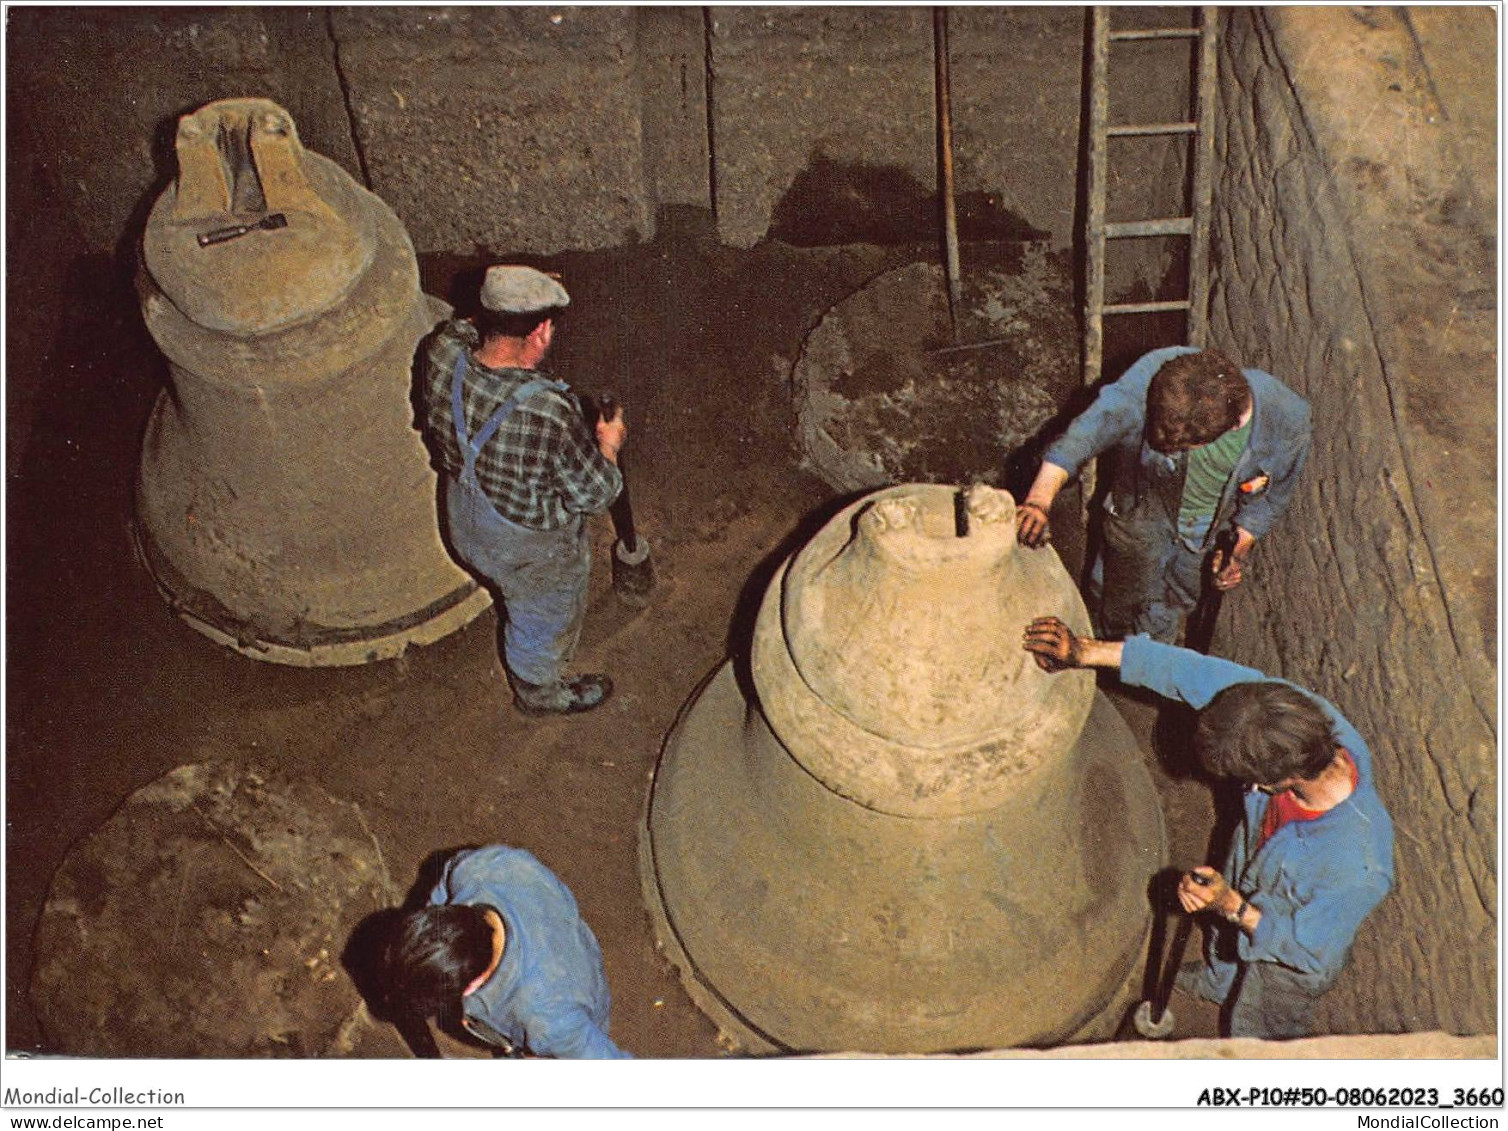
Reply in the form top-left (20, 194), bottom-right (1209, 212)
top-left (7, 6), bottom-right (1093, 255)
top-left (5, 6), bottom-right (661, 258)
top-left (708, 6), bottom-right (1087, 249)
top-left (327, 7), bottom-right (651, 254)
top-left (6, 8), bottom-right (361, 253)
top-left (707, 7), bottom-right (933, 249)
top-left (1208, 8), bottom-right (1496, 1036)
top-left (636, 7), bottom-right (714, 214)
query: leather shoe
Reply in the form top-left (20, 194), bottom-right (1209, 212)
top-left (513, 674), bottom-right (613, 716)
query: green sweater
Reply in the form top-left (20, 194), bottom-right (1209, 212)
top-left (1180, 416), bottom-right (1251, 525)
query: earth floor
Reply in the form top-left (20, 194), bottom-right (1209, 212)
top-left (6, 216), bottom-right (1223, 1057)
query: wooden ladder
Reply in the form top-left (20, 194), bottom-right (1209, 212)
top-left (1083, 6), bottom-right (1219, 389)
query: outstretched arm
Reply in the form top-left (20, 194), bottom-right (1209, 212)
top-left (1023, 620), bottom-right (1270, 715)
top-left (1021, 616), bottom-right (1123, 671)
top-left (1015, 464), bottom-right (1071, 547)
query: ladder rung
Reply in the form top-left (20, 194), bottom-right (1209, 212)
top-left (1105, 300), bottom-right (1193, 315)
top-left (1107, 122), bottom-right (1197, 137)
top-left (1110, 28), bottom-right (1200, 41)
top-left (1105, 217), bottom-right (1194, 238)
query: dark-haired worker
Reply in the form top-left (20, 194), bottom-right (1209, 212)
top-left (1023, 616), bottom-right (1393, 1039)
top-left (1016, 346), bottom-right (1311, 643)
top-left (379, 844), bottom-right (630, 1058)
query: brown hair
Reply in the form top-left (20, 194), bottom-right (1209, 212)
top-left (1145, 349), bottom-right (1250, 452)
top-left (1194, 682), bottom-right (1338, 785)
top-left (477, 306), bottom-right (563, 343)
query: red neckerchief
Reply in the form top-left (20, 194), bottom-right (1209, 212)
top-left (1258, 751), bottom-right (1358, 849)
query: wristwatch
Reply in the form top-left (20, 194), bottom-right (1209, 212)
top-left (1226, 896), bottom-right (1250, 925)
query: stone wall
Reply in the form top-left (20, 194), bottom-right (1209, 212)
top-left (326, 7), bottom-right (652, 254)
top-left (1208, 8), bottom-right (1496, 1036)
top-left (707, 6), bottom-right (1091, 249)
top-left (6, 6), bottom-right (661, 257)
top-left (7, 6), bottom-right (1108, 256)
top-left (7, 8), bottom-right (360, 255)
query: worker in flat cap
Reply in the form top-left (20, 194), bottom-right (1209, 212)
top-left (420, 265), bottom-right (625, 715)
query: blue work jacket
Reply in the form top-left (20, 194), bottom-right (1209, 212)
top-left (431, 845), bottom-right (631, 1059)
top-left (1043, 346), bottom-right (1312, 545)
top-left (1120, 636), bottom-right (1394, 994)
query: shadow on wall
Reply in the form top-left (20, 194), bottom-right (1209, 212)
top-left (769, 153), bottom-right (1049, 247)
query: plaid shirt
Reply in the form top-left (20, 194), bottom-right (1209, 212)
top-left (421, 319), bottom-right (621, 530)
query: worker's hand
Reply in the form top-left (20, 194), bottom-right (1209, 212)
top-left (1177, 866), bottom-right (1234, 915)
top-left (1210, 527), bottom-right (1256, 591)
top-left (596, 400), bottom-right (627, 464)
top-left (1022, 616), bottom-right (1084, 672)
top-left (1016, 501), bottom-right (1052, 547)
top-left (1211, 549), bottom-right (1244, 591)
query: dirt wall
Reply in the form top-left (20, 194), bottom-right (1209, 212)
top-left (7, 7), bottom-right (661, 257)
top-left (326, 7), bottom-right (652, 254)
top-left (707, 6), bottom-right (1089, 249)
top-left (6, 6), bottom-right (1109, 255)
top-left (1208, 7), bottom-right (1496, 1036)
top-left (6, 8), bottom-right (361, 253)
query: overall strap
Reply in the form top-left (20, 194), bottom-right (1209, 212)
top-left (450, 352), bottom-right (472, 452)
top-left (472, 378), bottom-right (559, 453)
top-left (450, 351), bottom-right (563, 478)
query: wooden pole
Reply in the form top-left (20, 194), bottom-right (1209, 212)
top-left (934, 7), bottom-right (962, 343)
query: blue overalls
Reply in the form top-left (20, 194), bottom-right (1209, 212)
top-left (1098, 445), bottom-right (1214, 642)
top-left (445, 355), bottom-right (591, 689)
top-left (1043, 346), bottom-right (1311, 643)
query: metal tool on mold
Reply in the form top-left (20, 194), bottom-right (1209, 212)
top-left (196, 212), bottom-right (288, 247)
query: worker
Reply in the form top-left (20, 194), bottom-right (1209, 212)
top-left (378, 844), bottom-right (631, 1058)
top-left (1015, 346), bottom-right (1311, 642)
top-left (420, 265), bottom-right (625, 715)
top-left (1022, 615), bottom-right (1393, 1039)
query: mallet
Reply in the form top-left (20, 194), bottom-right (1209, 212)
top-left (598, 397), bottom-right (654, 607)
top-left (1132, 870), bottom-right (1214, 1039)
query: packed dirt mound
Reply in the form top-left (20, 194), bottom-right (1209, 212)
top-left (31, 762), bottom-right (396, 1057)
top-left (793, 246), bottom-right (1078, 491)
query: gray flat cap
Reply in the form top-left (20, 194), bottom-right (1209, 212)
top-left (480, 265), bottom-right (570, 313)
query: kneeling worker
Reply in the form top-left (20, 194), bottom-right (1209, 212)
top-left (1022, 616), bottom-right (1393, 1039)
top-left (379, 844), bottom-right (631, 1058)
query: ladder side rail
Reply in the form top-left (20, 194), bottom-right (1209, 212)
top-left (1085, 7), bottom-right (1111, 392)
top-left (1186, 7), bottom-right (1219, 347)
top-left (1081, 6), bottom-right (1114, 517)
